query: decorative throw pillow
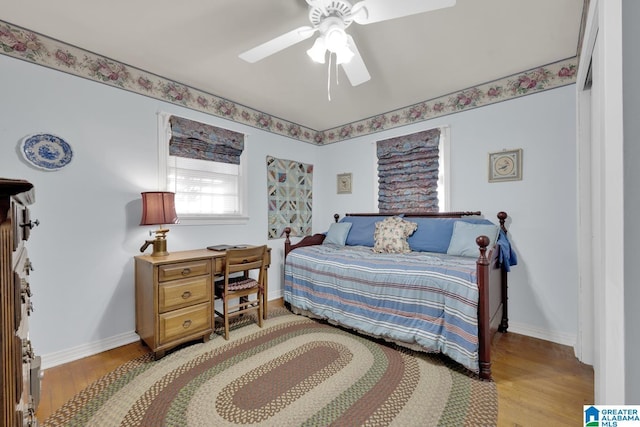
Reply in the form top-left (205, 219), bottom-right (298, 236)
top-left (373, 216), bottom-right (418, 253)
top-left (447, 221), bottom-right (499, 257)
top-left (323, 222), bottom-right (352, 246)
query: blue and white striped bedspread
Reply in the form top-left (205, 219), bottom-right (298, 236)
top-left (283, 244), bottom-right (481, 373)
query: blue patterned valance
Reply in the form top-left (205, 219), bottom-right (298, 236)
top-left (169, 116), bottom-right (244, 164)
top-left (377, 128), bottom-right (440, 213)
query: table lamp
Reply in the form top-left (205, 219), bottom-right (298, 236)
top-left (139, 191), bottom-right (179, 257)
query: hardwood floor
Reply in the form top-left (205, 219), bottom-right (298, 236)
top-left (36, 342), bottom-right (149, 421)
top-left (491, 331), bottom-right (593, 426)
top-left (35, 301), bottom-right (593, 426)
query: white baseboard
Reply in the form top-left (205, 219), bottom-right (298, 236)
top-left (39, 319), bottom-right (576, 370)
top-left (40, 331), bottom-right (139, 370)
top-left (507, 321), bottom-right (577, 348)
top-left (41, 294), bottom-right (286, 371)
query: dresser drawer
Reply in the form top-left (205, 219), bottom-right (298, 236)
top-left (158, 276), bottom-right (210, 313)
top-left (158, 303), bottom-right (211, 345)
top-left (213, 257), bottom-right (224, 275)
top-left (158, 260), bottom-right (210, 282)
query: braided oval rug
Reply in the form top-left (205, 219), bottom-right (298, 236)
top-left (43, 311), bottom-right (497, 427)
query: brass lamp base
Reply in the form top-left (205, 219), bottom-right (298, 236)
top-left (140, 228), bottom-right (170, 257)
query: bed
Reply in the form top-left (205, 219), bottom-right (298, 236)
top-left (283, 211), bottom-right (516, 379)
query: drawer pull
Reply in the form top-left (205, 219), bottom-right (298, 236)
top-left (181, 291), bottom-right (192, 300)
top-left (182, 320), bottom-right (192, 329)
top-left (22, 339), bottom-right (33, 363)
top-left (20, 219), bottom-right (40, 230)
top-left (181, 268), bottom-right (191, 276)
top-left (24, 259), bottom-right (34, 274)
top-left (21, 278), bottom-right (32, 300)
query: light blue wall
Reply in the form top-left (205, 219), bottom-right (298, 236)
top-left (0, 54), bottom-right (318, 363)
top-left (0, 52), bottom-right (579, 366)
top-left (316, 86), bottom-right (579, 344)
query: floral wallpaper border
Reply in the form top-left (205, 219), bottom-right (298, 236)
top-left (0, 20), bottom-right (577, 146)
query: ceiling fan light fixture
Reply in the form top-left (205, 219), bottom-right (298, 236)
top-left (324, 25), bottom-right (348, 53)
top-left (336, 44), bottom-right (354, 64)
top-left (241, 0), bottom-right (456, 87)
top-left (306, 37), bottom-right (327, 63)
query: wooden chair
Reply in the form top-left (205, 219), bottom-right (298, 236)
top-left (214, 245), bottom-right (267, 340)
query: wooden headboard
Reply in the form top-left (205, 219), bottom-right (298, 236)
top-left (341, 211), bottom-right (481, 220)
top-left (340, 211), bottom-right (507, 232)
top-left (284, 211), bottom-right (508, 257)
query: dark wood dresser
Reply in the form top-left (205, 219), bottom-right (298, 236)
top-left (1, 179), bottom-right (41, 427)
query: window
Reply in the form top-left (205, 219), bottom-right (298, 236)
top-left (158, 113), bottom-right (248, 225)
top-left (376, 126), bottom-right (449, 213)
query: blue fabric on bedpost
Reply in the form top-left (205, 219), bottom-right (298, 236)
top-left (496, 229), bottom-right (518, 272)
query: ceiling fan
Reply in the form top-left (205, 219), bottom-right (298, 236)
top-left (239, 0), bottom-right (456, 87)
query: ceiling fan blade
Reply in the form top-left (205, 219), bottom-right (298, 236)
top-left (341, 35), bottom-right (371, 86)
top-left (239, 26), bottom-right (317, 63)
top-left (352, 0), bottom-right (456, 25)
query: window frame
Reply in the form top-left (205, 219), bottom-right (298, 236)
top-left (438, 126), bottom-right (451, 212)
top-left (157, 112), bottom-right (249, 225)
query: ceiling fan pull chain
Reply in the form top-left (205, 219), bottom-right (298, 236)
top-left (335, 53), bottom-right (340, 86)
top-left (327, 52), bottom-right (332, 101)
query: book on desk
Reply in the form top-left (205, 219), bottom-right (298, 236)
top-left (206, 244), bottom-right (248, 251)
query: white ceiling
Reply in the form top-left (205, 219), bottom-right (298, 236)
top-left (2, 0), bottom-right (586, 131)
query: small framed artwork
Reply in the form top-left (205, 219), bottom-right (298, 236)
top-left (488, 149), bottom-right (523, 182)
top-left (337, 173), bottom-right (352, 194)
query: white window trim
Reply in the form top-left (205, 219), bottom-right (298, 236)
top-left (157, 112), bottom-right (249, 226)
top-left (439, 126), bottom-right (451, 212)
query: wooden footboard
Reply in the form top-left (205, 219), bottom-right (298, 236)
top-left (284, 211), bottom-right (510, 380)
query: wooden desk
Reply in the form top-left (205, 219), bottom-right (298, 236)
top-left (134, 247), bottom-right (270, 359)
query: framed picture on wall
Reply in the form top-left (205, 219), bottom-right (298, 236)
top-left (337, 173), bottom-right (352, 194)
top-left (488, 149), bottom-right (522, 182)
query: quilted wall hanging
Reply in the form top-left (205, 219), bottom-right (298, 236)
top-left (266, 156), bottom-right (313, 239)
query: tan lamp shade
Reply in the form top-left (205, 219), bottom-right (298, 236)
top-left (140, 192), bottom-right (178, 226)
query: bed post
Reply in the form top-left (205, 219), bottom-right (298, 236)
top-left (284, 227), bottom-right (292, 257)
top-left (476, 235), bottom-right (492, 380)
top-left (497, 211), bottom-right (509, 333)
top-left (283, 226), bottom-right (326, 258)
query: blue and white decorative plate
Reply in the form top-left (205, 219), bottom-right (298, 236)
top-left (21, 133), bottom-right (73, 171)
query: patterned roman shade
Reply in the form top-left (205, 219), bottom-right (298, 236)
top-left (377, 128), bottom-right (440, 213)
top-left (169, 116), bottom-right (244, 164)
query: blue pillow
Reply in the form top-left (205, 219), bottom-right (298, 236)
top-left (339, 216), bottom-right (381, 246)
top-left (446, 221), bottom-right (499, 257)
top-left (407, 217), bottom-right (497, 253)
top-left (323, 222), bottom-right (352, 246)
top-left (407, 218), bottom-right (459, 253)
